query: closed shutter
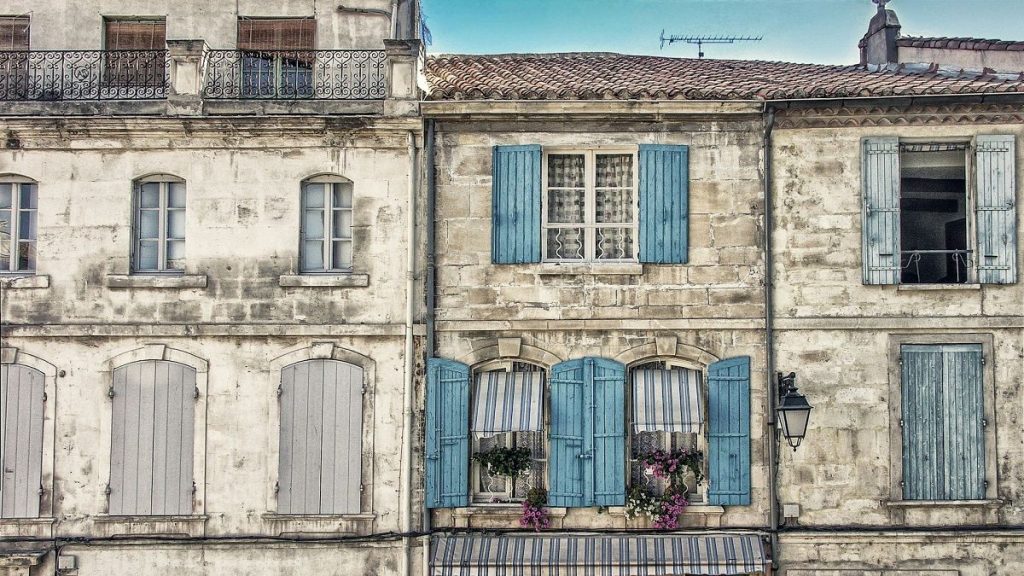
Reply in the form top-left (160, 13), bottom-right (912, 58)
top-left (109, 361), bottom-right (195, 516)
top-left (0, 364), bottom-right (45, 518)
top-left (861, 137), bottom-right (901, 285)
top-left (591, 358), bottom-right (626, 506)
top-left (0, 17), bottom-right (30, 50)
top-left (278, 360), bottom-right (363, 514)
top-left (638, 144), bottom-right (689, 264)
top-left (425, 358), bottom-right (470, 508)
top-left (492, 145), bottom-right (542, 264)
top-left (975, 135), bottom-right (1017, 284)
top-left (707, 356), bottom-right (751, 506)
top-left (549, 359), bottom-right (586, 507)
top-left (901, 345), bottom-right (985, 500)
top-left (237, 18), bottom-right (316, 51)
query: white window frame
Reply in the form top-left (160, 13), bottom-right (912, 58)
top-left (541, 147), bottom-right (639, 263)
top-left (300, 175), bottom-right (354, 274)
top-left (0, 177), bottom-right (38, 274)
top-left (131, 175), bottom-right (186, 274)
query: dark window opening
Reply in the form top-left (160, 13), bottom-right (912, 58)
top-left (237, 18), bottom-right (315, 98)
top-left (103, 19), bottom-right (167, 89)
top-left (899, 144), bottom-right (970, 284)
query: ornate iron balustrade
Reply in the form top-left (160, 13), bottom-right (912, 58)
top-left (0, 50), bottom-right (168, 101)
top-left (203, 50), bottom-right (387, 99)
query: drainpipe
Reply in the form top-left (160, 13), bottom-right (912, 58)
top-left (762, 105), bottom-right (780, 572)
top-left (401, 130), bottom-right (418, 576)
top-left (421, 118), bottom-right (437, 576)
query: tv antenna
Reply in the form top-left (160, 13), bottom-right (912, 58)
top-left (659, 31), bottom-right (763, 58)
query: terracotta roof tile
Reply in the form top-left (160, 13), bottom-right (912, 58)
top-left (896, 36), bottom-right (1024, 51)
top-left (425, 52), bottom-right (1024, 101)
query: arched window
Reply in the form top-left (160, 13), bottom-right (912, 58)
top-left (278, 359), bottom-right (363, 514)
top-left (470, 360), bottom-right (547, 504)
top-left (0, 176), bottom-right (38, 273)
top-left (300, 175), bottom-right (353, 273)
top-left (132, 175), bottom-right (186, 273)
top-left (0, 363), bottom-right (45, 518)
top-left (109, 360), bottom-right (196, 515)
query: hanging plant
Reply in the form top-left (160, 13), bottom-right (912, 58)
top-left (625, 484), bottom-right (690, 530)
top-left (472, 446), bottom-right (532, 478)
top-left (520, 487), bottom-right (550, 531)
top-left (639, 449), bottom-right (704, 486)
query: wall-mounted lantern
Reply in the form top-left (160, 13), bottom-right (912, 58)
top-left (776, 372), bottom-right (812, 450)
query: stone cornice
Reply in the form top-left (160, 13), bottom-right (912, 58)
top-left (776, 102), bottom-right (1024, 129)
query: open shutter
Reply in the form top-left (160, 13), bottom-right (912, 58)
top-left (862, 137), bottom-right (901, 284)
top-left (707, 356), bottom-right (751, 506)
top-left (591, 358), bottom-right (626, 506)
top-left (975, 135), bottom-right (1017, 284)
top-left (492, 145), bottom-right (542, 263)
top-left (548, 359), bottom-right (586, 507)
top-left (0, 364), bottom-right (45, 519)
top-left (425, 358), bottom-right (470, 508)
top-left (638, 144), bottom-right (689, 264)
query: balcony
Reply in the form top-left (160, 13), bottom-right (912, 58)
top-left (0, 50), bottom-right (168, 101)
top-left (202, 50), bottom-right (387, 100)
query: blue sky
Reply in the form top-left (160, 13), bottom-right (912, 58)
top-left (421, 0), bottom-right (1024, 64)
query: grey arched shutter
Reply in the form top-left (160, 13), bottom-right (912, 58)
top-left (109, 361), bottom-right (196, 515)
top-left (862, 137), bottom-right (901, 284)
top-left (278, 359), bottom-right (364, 514)
top-left (1, 364), bottom-right (45, 518)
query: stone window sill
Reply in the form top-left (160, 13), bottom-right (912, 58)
top-left (92, 514), bottom-right (207, 537)
top-left (897, 283), bottom-right (981, 291)
top-left (261, 512), bottom-right (376, 536)
top-left (605, 505), bottom-right (724, 516)
top-left (537, 262), bottom-right (643, 276)
top-left (0, 274), bottom-right (50, 289)
top-left (454, 506), bottom-right (568, 518)
top-left (105, 274), bottom-right (208, 289)
top-left (278, 273), bottom-right (370, 288)
top-left (0, 517), bottom-right (55, 538)
top-left (883, 499), bottom-right (1004, 509)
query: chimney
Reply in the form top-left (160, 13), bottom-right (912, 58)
top-left (859, 0), bottom-right (901, 66)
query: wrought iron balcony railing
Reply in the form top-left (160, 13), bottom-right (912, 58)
top-left (0, 50), bottom-right (168, 101)
top-left (203, 50), bottom-right (387, 99)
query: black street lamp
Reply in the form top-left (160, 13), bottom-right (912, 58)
top-left (776, 372), bottom-right (813, 450)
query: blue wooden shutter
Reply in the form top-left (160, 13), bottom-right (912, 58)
top-left (901, 345), bottom-right (984, 500)
top-left (591, 358), bottom-right (626, 506)
top-left (548, 359), bottom-right (586, 507)
top-left (638, 144), bottom-right (689, 264)
top-left (975, 135), bottom-right (1017, 284)
top-left (492, 145), bottom-right (542, 263)
top-left (425, 358), bottom-right (470, 508)
top-left (707, 356), bottom-right (751, 506)
top-left (861, 137), bottom-right (901, 284)
top-left (0, 364), bottom-right (45, 519)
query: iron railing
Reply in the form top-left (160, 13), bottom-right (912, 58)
top-left (0, 50), bottom-right (168, 101)
top-left (900, 249), bottom-right (973, 284)
top-left (202, 50), bottom-right (387, 99)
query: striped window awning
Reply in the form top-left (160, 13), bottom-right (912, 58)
top-left (471, 371), bottom-right (544, 438)
top-left (632, 368), bottom-right (703, 433)
top-left (430, 533), bottom-right (768, 576)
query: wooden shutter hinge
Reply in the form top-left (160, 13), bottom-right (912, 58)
top-left (982, 418), bottom-right (988, 428)
top-left (276, 385), bottom-right (283, 397)
top-left (194, 386), bottom-right (200, 400)
top-left (899, 480), bottom-right (904, 488)
top-left (359, 483), bottom-right (365, 493)
top-left (38, 484), bottom-right (44, 497)
top-left (42, 391), bottom-right (47, 402)
top-left (984, 480), bottom-right (989, 488)
top-left (274, 482), bottom-right (280, 495)
top-left (107, 386), bottom-right (115, 398)
top-left (898, 418), bottom-right (904, 427)
top-left (898, 354), bottom-right (903, 366)
top-left (192, 482), bottom-right (197, 495)
top-left (981, 355), bottom-right (986, 365)
top-left (104, 484), bottom-right (112, 497)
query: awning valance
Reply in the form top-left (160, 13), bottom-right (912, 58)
top-left (632, 368), bottom-right (703, 433)
top-left (430, 533), bottom-right (768, 576)
top-left (471, 371), bottom-right (543, 438)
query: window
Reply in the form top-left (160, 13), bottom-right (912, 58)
top-left (470, 361), bottom-right (546, 504)
top-left (0, 179), bottom-right (38, 273)
top-left (0, 363), bottom-right (45, 518)
top-left (543, 150), bottom-right (637, 262)
top-left (109, 360), bottom-right (196, 515)
top-left (237, 17), bottom-right (315, 98)
top-left (132, 177), bottom-right (186, 273)
top-left (278, 359), bottom-right (363, 514)
top-left (0, 16), bottom-right (29, 50)
top-left (103, 18), bottom-right (167, 91)
top-left (300, 177), bottom-right (353, 273)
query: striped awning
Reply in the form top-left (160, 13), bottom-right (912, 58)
top-left (632, 368), bottom-right (703, 433)
top-left (471, 371), bottom-right (543, 438)
top-left (430, 533), bottom-right (768, 576)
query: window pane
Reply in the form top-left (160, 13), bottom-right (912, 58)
top-left (0, 211), bottom-right (10, 270)
top-left (548, 154), bottom-right (585, 188)
top-left (139, 210), bottom-right (160, 239)
top-left (0, 184), bottom-right (12, 209)
top-left (546, 227), bottom-right (585, 260)
top-left (596, 154), bottom-right (633, 188)
top-left (167, 210), bottom-right (186, 239)
top-left (17, 241), bottom-right (35, 271)
top-left (332, 240), bottom-right (352, 269)
top-left (546, 188), bottom-right (585, 224)
top-left (303, 209), bottom-right (324, 239)
top-left (18, 209), bottom-right (36, 240)
top-left (301, 239), bottom-right (324, 270)
top-left (333, 184), bottom-right (353, 208)
top-left (139, 183), bottom-right (160, 208)
top-left (302, 184), bottom-right (325, 208)
top-left (18, 184), bottom-right (37, 209)
top-left (332, 209), bottom-right (352, 239)
top-left (167, 183), bottom-right (186, 208)
top-left (595, 187), bottom-right (633, 224)
top-left (137, 241), bottom-right (159, 270)
top-left (595, 228), bottom-right (634, 260)
top-left (166, 240), bottom-right (185, 270)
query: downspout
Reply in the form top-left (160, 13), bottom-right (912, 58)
top-left (401, 130), bottom-right (417, 576)
top-left (422, 117), bottom-right (437, 576)
top-left (762, 105), bottom-right (780, 572)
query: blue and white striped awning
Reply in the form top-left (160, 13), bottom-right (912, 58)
top-left (430, 533), bottom-right (768, 576)
top-left (632, 368), bottom-right (703, 433)
top-left (471, 371), bottom-right (544, 438)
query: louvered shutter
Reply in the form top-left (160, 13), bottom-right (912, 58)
top-left (638, 144), bottom-right (689, 264)
top-left (975, 135), bottom-right (1017, 284)
top-left (492, 145), bottom-right (542, 263)
top-left (591, 358), bottom-right (626, 506)
top-left (707, 356), bottom-right (751, 506)
top-left (425, 358), bottom-right (470, 508)
top-left (0, 364), bottom-right (45, 518)
top-left (278, 360), bottom-right (363, 514)
top-left (549, 359), bottom-right (586, 507)
top-left (862, 137), bottom-right (901, 284)
top-left (901, 345), bottom-right (985, 500)
top-left (109, 361), bottom-right (195, 516)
